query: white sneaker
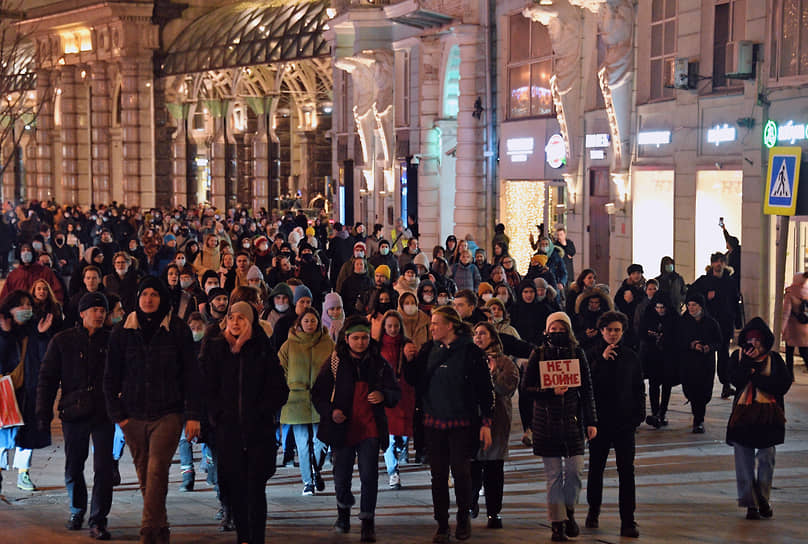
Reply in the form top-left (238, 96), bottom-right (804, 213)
top-left (389, 472), bottom-right (401, 489)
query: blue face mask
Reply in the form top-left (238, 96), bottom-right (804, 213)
top-left (192, 330), bottom-right (205, 342)
top-left (13, 308), bottom-right (33, 324)
top-left (110, 315), bottom-right (123, 325)
top-left (665, 264), bottom-right (674, 273)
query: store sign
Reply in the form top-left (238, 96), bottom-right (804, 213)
top-left (764, 120), bottom-right (808, 149)
top-left (545, 133), bottom-right (566, 168)
top-left (638, 130), bottom-right (671, 147)
top-left (589, 149), bottom-right (606, 160)
top-left (506, 137), bottom-right (534, 163)
top-left (707, 124), bottom-right (737, 146)
top-left (585, 133), bottom-right (610, 148)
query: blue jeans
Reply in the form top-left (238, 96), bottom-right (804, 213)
top-left (112, 424), bottom-right (126, 461)
top-left (291, 424), bottom-right (325, 486)
top-left (178, 429), bottom-right (194, 472)
top-left (332, 438), bottom-right (379, 519)
top-left (733, 444), bottom-right (775, 508)
top-left (543, 455), bottom-right (583, 522)
top-left (384, 435), bottom-right (408, 475)
top-left (62, 419), bottom-right (114, 528)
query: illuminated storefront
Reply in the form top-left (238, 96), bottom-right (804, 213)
top-left (632, 169), bottom-right (674, 276)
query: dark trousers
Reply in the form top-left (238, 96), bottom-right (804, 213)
top-left (413, 406), bottom-right (426, 460)
top-left (518, 389), bottom-right (532, 432)
top-left (717, 327), bottom-right (733, 386)
top-left (332, 437), bottom-right (379, 519)
top-left (785, 345), bottom-right (808, 375)
top-left (122, 413), bottom-right (183, 531)
top-left (426, 426), bottom-right (475, 526)
top-left (586, 427), bottom-right (636, 524)
top-left (691, 401), bottom-right (707, 425)
top-left (648, 380), bottom-right (672, 417)
top-left (470, 459), bottom-right (504, 517)
top-left (217, 433), bottom-right (275, 544)
top-left (62, 418), bottom-right (115, 528)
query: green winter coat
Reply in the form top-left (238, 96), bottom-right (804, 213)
top-left (278, 327), bottom-right (335, 424)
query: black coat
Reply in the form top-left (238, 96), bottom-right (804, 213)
top-left (103, 268), bottom-right (141, 313)
top-left (104, 312), bottom-right (201, 423)
top-left (521, 344), bottom-right (597, 458)
top-left (311, 347), bottom-right (400, 451)
top-left (511, 300), bottom-right (553, 346)
top-left (340, 272), bottom-right (375, 317)
top-left (677, 312), bottom-right (722, 405)
top-left (36, 326), bottom-right (111, 425)
top-left (586, 338), bottom-right (645, 432)
top-left (199, 324), bottom-right (289, 449)
top-left (726, 318), bottom-right (792, 449)
top-left (638, 300), bottom-right (679, 385)
top-left (614, 279), bottom-right (645, 349)
top-left (691, 269), bottom-right (738, 332)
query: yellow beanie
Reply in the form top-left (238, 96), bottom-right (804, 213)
top-left (306, 227), bottom-right (315, 237)
top-left (375, 264), bottom-right (391, 279)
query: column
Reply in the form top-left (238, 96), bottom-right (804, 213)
top-left (298, 130), bottom-right (315, 206)
top-left (34, 69), bottom-right (54, 201)
top-left (252, 113), bottom-right (269, 210)
top-left (416, 36), bottom-right (443, 250)
top-left (90, 62), bottom-right (111, 204)
top-left (209, 113), bottom-right (226, 211)
top-left (454, 27), bottom-right (486, 240)
top-left (171, 117), bottom-right (188, 208)
top-left (60, 66), bottom-right (79, 204)
top-left (120, 58), bottom-right (153, 207)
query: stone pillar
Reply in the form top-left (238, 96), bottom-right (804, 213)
top-left (252, 113), bottom-right (269, 211)
top-left (171, 117), bottom-right (188, 208)
top-left (90, 62), bottom-right (111, 204)
top-left (120, 58), bottom-right (153, 207)
top-left (298, 130), bottom-right (316, 206)
top-left (454, 27), bottom-right (486, 239)
top-left (416, 36), bottom-right (443, 250)
top-left (60, 66), bottom-right (79, 204)
top-left (34, 69), bottom-right (55, 201)
top-left (209, 114), bottom-right (227, 211)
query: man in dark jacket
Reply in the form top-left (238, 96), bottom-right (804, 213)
top-left (368, 239), bottom-right (400, 283)
top-left (103, 276), bottom-right (201, 543)
top-left (102, 252), bottom-right (140, 314)
top-left (37, 292), bottom-right (114, 540)
top-left (584, 311), bottom-right (645, 538)
top-left (614, 264), bottom-right (646, 350)
top-left (691, 252), bottom-right (739, 398)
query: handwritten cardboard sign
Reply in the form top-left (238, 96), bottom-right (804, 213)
top-left (539, 359), bottom-right (581, 389)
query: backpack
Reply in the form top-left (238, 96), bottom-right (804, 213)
top-left (792, 299), bottom-right (808, 324)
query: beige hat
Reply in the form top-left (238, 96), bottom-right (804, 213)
top-left (229, 301), bottom-right (255, 325)
top-left (546, 311), bottom-right (573, 332)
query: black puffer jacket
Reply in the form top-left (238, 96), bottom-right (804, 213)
top-left (586, 338), bottom-right (645, 432)
top-left (521, 343), bottom-right (597, 458)
top-left (199, 318), bottom-right (289, 449)
top-left (104, 311), bottom-right (201, 423)
top-left (312, 344), bottom-right (400, 451)
top-left (677, 311), bottom-right (722, 405)
top-left (638, 293), bottom-right (680, 385)
top-left (36, 325), bottom-right (111, 425)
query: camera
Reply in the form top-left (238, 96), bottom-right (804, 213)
top-left (718, 217), bottom-right (724, 228)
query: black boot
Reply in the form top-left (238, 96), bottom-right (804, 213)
top-left (360, 518), bottom-right (376, 542)
top-left (219, 507), bottom-right (235, 532)
top-left (455, 514), bottom-right (471, 540)
top-left (334, 507), bottom-right (350, 533)
top-left (620, 521), bottom-right (640, 538)
top-left (645, 414), bottom-right (661, 428)
top-left (721, 384), bottom-right (736, 399)
top-left (111, 460), bottom-right (121, 487)
top-left (585, 508), bottom-right (599, 528)
top-left (155, 527), bottom-right (170, 544)
top-left (565, 508), bottom-right (580, 537)
top-left (658, 409), bottom-right (669, 426)
top-left (551, 521), bottom-right (569, 541)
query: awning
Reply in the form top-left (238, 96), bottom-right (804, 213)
top-left (161, 0), bottom-right (330, 76)
top-left (384, 0), bottom-right (453, 29)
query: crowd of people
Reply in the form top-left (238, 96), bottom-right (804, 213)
top-left (0, 200), bottom-right (795, 544)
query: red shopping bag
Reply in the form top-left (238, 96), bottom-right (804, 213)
top-left (0, 375), bottom-right (24, 428)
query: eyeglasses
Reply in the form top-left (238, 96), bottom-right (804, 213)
top-left (503, 260), bottom-right (512, 265)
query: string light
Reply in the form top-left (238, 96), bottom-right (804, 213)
top-left (504, 180), bottom-right (546, 273)
top-left (599, 67), bottom-right (621, 166)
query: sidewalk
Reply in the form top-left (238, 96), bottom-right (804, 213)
top-left (1, 372), bottom-right (807, 543)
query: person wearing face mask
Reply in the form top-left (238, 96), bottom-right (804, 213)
top-left (199, 302), bottom-right (289, 544)
top-left (52, 231), bottom-right (80, 284)
top-left (521, 312), bottom-right (597, 543)
top-left (369, 240), bottom-right (401, 283)
top-left (394, 264), bottom-right (421, 297)
top-left (104, 293), bottom-right (126, 328)
top-left (0, 290), bottom-right (56, 493)
top-left (0, 242), bottom-right (65, 304)
top-left (263, 282), bottom-right (295, 328)
top-left (678, 291), bottom-right (723, 433)
top-left (573, 285), bottom-right (614, 353)
top-left (340, 259), bottom-right (376, 318)
top-left (175, 267), bottom-right (201, 322)
top-left (278, 307), bottom-right (335, 496)
top-left (584, 311), bottom-right (645, 538)
top-left (199, 269), bottom-right (221, 297)
top-left (655, 256), bottom-right (686, 314)
top-left (103, 252), bottom-right (141, 314)
top-left (529, 229), bottom-right (567, 291)
top-left (322, 292), bottom-right (346, 343)
top-left (251, 235), bottom-right (273, 273)
top-left (417, 279), bottom-right (437, 314)
top-left (477, 283), bottom-right (495, 309)
top-left (451, 250), bottom-right (481, 293)
top-left (367, 288), bottom-right (397, 341)
top-left (484, 298), bottom-right (520, 339)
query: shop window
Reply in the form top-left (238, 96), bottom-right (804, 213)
top-left (649, 0), bottom-right (676, 100)
top-left (632, 171), bottom-right (674, 277)
top-left (712, 0), bottom-right (745, 89)
top-left (502, 180), bottom-right (565, 272)
top-left (695, 171), bottom-right (742, 270)
top-left (770, 0), bottom-right (808, 80)
top-left (508, 14), bottom-right (555, 119)
top-left (193, 106), bottom-right (206, 131)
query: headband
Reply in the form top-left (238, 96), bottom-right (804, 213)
top-left (345, 324), bottom-right (371, 336)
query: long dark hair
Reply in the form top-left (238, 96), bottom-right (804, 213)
top-left (0, 290), bottom-right (34, 320)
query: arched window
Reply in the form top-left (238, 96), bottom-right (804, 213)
top-left (507, 14), bottom-right (554, 119)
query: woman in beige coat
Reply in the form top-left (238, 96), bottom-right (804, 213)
top-left (782, 272), bottom-right (808, 375)
top-left (398, 291), bottom-right (430, 349)
top-left (278, 307), bottom-right (335, 494)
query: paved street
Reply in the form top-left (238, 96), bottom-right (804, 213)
top-left (1, 371), bottom-right (807, 543)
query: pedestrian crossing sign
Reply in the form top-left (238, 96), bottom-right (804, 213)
top-left (764, 147), bottom-right (802, 215)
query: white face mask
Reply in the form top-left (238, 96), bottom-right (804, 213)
top-left (403, 304), bottom-right (418, 316)
top-left (354, 251), bottom-right (365, 259)
top-left (176, 258), bottom-right (186, 267)
top-left (180, 278), bottom-right (193, 289)
top-left (481, 293), bottom-right (493, 302)
top-left (275, 303), bottom-right (289, 313)
top-left (422, 294), bottom-right (434, 303)
top-left (437, 297), bottom-right (449, 306)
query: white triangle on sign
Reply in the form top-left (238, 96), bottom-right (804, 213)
top-left (771, 160), bottom-right (792, 198)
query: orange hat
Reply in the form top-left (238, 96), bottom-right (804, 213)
top-left (478, 282), bottom-right (494, 296)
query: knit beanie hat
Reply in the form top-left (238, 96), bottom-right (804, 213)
top-left (685, 290), bottom-right (706, 308)
top-left (627, 263), bottom-right (644, 275)
top-left (414, 252), bottom-right (430, 270)
top-left (478, 282), bottom-right (494, 296)
top-left (323, 292), bottom-right (343, 313)
top-left (546, 311), bottom-right (573, 332)
top-left (78, 292), bottom-right (109, 314)
top-left (201, 269), bottom-right (219, 286)
top-left (207, 287), bottom-right (228, 303)
top-left (294, 284), bottom-right (313, 304)
top-left (375, 264), bottom-right (391, 280)
top-left (306, 227), bottom-right (315, 237)
top-left (246, 265), bottom-right (263, 282)
top-left (229, 301), bottom-right (255, 325)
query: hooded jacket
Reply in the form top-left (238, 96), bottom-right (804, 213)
top-left (655, 257), bottom-right (687, 312)
top-left (278, 327), bottom-right (335, 425)
top-left (510, 279), bottom-right (553, 346)
top-left (573, 286), bottom-right (614, 350)
top-left (726, 317), bottom-right (791, 448)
